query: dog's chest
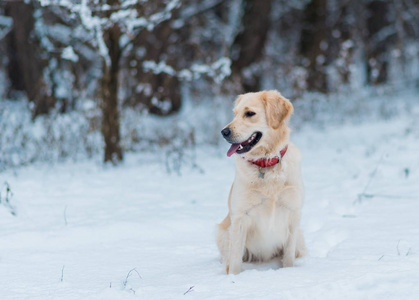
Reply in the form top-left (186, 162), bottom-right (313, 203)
top-left (245, 195), bottom-right (290, 260)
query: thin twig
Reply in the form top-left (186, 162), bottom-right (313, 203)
top-left (358, 193), bottom-right (418, 199)
top-left (362, 152), bottom-right (385, 194)
top-left (123, 268), bottom-right (142, 288)
top-left (60, 265), bottom-right (65, 282)
top-left (356, 153), bottom-right (385, 203)
top-left (406, 248), bottom-right (412, 256)
top-left (183, 286), bottom-right (195, 295)
top-left (378, 255), bottom-right (384, 261)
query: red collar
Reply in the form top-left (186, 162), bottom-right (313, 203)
top-left (249, 145), bottom-right (288, 168)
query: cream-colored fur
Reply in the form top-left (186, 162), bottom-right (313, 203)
top-left (217, 90), bottom-right (306, 274)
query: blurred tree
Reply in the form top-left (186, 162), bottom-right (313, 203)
top-left (299, 0), bottom-right (329, 93)
top-left (365, 0), bottom-right (392, 85)
top-left (100, 0), bottom-right (123, 163)
top-left (40, 0), bottom-right (183, 163)
top-left (124, 9), bottom-right (182, 116)
top-left (230, 0), bottom-right (272, 92)
top-left (5, 1), bottom-right (55, 118)
top-left (122, 0), bottom-right (232, 114)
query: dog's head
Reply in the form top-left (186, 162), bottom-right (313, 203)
top-left (221, 90), bottom-right (293, 158)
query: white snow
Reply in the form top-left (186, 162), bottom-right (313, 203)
top-left (1, 113), bottom-right (419, 299)
top-left (143, 57), bottom-right (231, 83)
top-left (61, 46), bottom-right (79, 63)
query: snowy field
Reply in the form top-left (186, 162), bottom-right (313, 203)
top-left (1, 108), bottom-right (419, 299)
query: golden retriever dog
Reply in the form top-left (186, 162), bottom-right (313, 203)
top-left (217, 90), bottom-right (306, 274)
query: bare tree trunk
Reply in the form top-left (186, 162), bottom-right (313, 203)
top-left (394, 0), bottom-right (406, 80)
top-left (5, 1), bottom-right (55, 117)
top-left (365, 0), bottom-right (392, 85)
top-left (230, 0), bottom-right (272, 92)
top-left (299, 0), bottom-right (329, 93)
top-left (101, 23), bottom-right (123, 163)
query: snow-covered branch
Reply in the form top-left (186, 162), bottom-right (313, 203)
top-left (38, 0), bottom-right (182, 65)
top-left (143, 57), bottom-right (232, 83)
top-left (0, 15), bottom-right (13, 40)
top-left (179, 0), bottom-right (225, 20)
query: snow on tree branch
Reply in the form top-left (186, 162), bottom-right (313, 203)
top-left (37, 0), bottom-right (182, 66)
top-left (143, 57), bottom-right (232, 83)
top-left (0, 15), bottom-right (13, 40)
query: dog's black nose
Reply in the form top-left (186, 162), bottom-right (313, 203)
top-left (221, 128), bottom-right (231, 137)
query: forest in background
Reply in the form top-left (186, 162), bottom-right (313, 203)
top-left (0, 0), bottom-right (418, 169)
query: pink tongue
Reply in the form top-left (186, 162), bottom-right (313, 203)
top-left (227, 143), bottom-right (241, 157)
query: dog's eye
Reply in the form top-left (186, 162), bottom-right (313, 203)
top-left (245, 111), bottom-right (256, 117)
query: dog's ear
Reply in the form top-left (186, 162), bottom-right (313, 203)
top-left (262, 91), bottom-right (293, 129)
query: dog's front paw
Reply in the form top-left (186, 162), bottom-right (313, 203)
top-left (282, 256), bottom-right (295, 268)
top-left (228, 263), bottom-right (242, 274)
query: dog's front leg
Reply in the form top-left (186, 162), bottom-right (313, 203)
top-left (283, 223), bottom-right (298, 268)
top-left (226, 216), bottom-right (250, 274)
top-left (278, 187), bottom-right (302, 268)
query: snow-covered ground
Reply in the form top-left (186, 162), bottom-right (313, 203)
top-left (1, 110), bottom-right (419, 299)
